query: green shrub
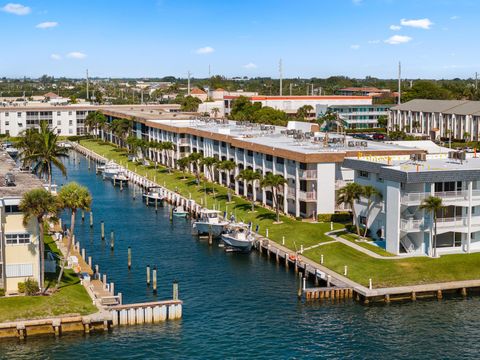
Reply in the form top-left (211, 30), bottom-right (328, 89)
top-left (0, 288), bottom-right (5, 297)
top-left (17, 282), bottom-right (25, 294)
top-left (295, 216), bottom-right (303, 221)
top-left (24, 279), bottom-right (39, 296)
top-left (317, 212), bottom-right (351, 223)
top-left (67, 135), bottom-right (92, 142)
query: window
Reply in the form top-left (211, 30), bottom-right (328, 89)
top-left (266, 154), bottom-right (273, 162)
top-left (57, 111), bottom-right (61, 116)
top-left (68, 111), bottom-right (72, 116)
top-left (377, 174), bottom-right (384, 183)
top-left (69, 120), bottom-right (73, 126)
top-left (213, 140), bottom-right (219, 146)
top-left (17, 112), bottom-right (21, 117)
top-left (5, 205), bottom-right (20, 213)
top-left (5, 233), bottom-right (31, 245)
top-left (221, 141), bottom-right (226, 148)
top-left (276, 157), bottom-right (284, 164)
top-left (358, 170), bottom-right (369, 179)
top-left (5, 121), bottom-right (9, 126)
top-left (5, 112), bottom-right (8, 117)
top-left (5, 263), bottom-right (33, 277)
top-left (247, 150), bottom-right (253, 157)
top-left (57, 120), bottom-right (61, 125)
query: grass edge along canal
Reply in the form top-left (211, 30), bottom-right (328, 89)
top-left (79, 139), bottom-right (480, 289)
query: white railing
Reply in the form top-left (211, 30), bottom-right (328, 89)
top-left (436, 216), bottom-right (468, 227)
top-left (401, 190), bottom-right (480, 204)
top-left (178, 138), bottom-right (190, 145)
top-left (400, 192), bottom-right (428, 204)
top-left (287, 188), bottom-right (317, 201)
top-left (400, 219), bottom-right (424, 231)
top-left (299, 169), bottom-right (317, 179)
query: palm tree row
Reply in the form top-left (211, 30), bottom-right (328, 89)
top-left (19, 182), bottom-right (92, 294)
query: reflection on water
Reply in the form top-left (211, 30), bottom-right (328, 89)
top-left (1, 154), bottom-right (480, 359)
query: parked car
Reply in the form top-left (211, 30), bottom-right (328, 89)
top-left (372, 133), bottom-right (385, 141)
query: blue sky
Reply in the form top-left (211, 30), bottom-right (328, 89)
top-left (0, 0), bottom-right (478, 79)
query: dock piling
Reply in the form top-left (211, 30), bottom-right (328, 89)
top-left (101, 221), bottom-right (105, 240)
top-left (152, 266), bottom-right (157, 294)
top-left (146, 265), bottom-right (151, 286)
top-left (89, 211), bottom-right (93, 228)
top-left (128, 247), bottom-right (132, 270)
top-left (173, 280), bottom-right (178, 301)
top-left (110, 231), bottom-right (115, 251)
top-left (297, 272), bottom-right (303, 299)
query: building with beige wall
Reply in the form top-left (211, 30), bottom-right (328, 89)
top-left (0, 151), bottom-right (43, 293)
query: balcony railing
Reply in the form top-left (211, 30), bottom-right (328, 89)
top-left (400, 190), bottom-right (480, 204)
top-left (178, 138), bottom-right (190, 146)
top-left (287, 188), bottom-right (317, 201)
top-left (436, 216), bottom-right (468, 227)
top-left (299, 169), bottom-right (317, 179)
top-left (400, 219), bottom-right (424, 231)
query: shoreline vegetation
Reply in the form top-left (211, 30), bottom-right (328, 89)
top-left (80, 138), bottom-right (480, 289)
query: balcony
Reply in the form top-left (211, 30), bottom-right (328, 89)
top-left (400, 219), bottom-right (424, 232)
top-left (436, 216), bottom-right (468, 228)
top-left (287, 188), bottom-right (317, 201)
top-left (400, 190), bottom-right (480, 205)
top-left (178, 138), bottom-right (190, 146)
top-left (299, 169), bottom-right (317, 179)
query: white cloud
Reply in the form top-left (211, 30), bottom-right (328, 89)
top-left (350, 44), bottom-right (360, 50)
top-left (450, 15), bottom-right (459, 20)
top-left (243, 62), bottom-right (257, 69)
top-left (36, 21), bottom-right (58, 29)
top-left (195, 46), bottom-right (214, 55)
top-left (400, 18), bottom-right (433, 29)
top-left (50, 53), bottom-right (61, 60)
top-left (66, 51), bottom-right (87, 59)
top-left (1, 3), bottom-right (31, 15)
top-left (368, 40), bottom-right (380, 44)
top-left (384, 35), bottom-right (412, 45)
top-left (390, 25), bottom-right (401, 31)
top-left (352, 0), bottom-right (362, 4)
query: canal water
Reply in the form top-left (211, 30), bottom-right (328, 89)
top-left (1, 154), bottom-right (480, 359)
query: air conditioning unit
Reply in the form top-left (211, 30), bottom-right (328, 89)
top-left (458, 152), bottom-right (466, 161)
top-left (448, 151), bottom-right (456, 159)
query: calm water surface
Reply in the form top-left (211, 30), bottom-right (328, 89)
top-left (1, 154), bottom-right (479, 359)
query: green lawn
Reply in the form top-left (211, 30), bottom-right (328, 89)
top-left (0, 236), bottom-right (97, 322)
top-left (338, 231), bottom-right (395, 257)
top-left (80, 139), bottom-right (480, 288)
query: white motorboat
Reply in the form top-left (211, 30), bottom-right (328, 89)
top-left (112, 171), bottom-right (129, 185)
top-left (173, 205), bottom-right (188, 218)
top-left (193, 210), bottom-right (229, 238)
top-left (221, 226), bottom-right (255, 252)
top-left (143, 186), bottom-right (164, 203)
top-left (5, 147), bottom-right (19, 158)
top-left (101, 161), bottom-right (122, 179)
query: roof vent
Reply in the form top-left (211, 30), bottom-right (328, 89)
top-left (5, 172), bottom-right (15, 186)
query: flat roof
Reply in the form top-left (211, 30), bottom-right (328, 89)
top-left (391, 99), bottom-right (470, 113)
top-left (0, 103), bottom-right (181, 113)
top-left (0, 150), bottom-right (44, 198)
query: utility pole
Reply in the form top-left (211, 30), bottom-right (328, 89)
top-left (289, 83), bottom-right (293, 96)
top-left (141, 90), bottom-right (144, 104)
top-left (86, 69), bottom-right (89, 101)
top-left (208, 64), bottom-right (211, 78)
top-left (279, 59), bottom-right (283, 96)
top-left (398, 61), bottom-right (401, 105)
top-left (187, 71), bottom-right (191, 96)
top-left (311, 84), bottom-right (314, 96)
top-left (476, 72), bottom-right (478, 91)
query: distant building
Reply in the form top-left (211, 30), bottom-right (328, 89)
top-left (319, 104), bottom-right (391, 129)
top-left (336, 87), bottom-right (398, 100)
top-left (190, 88), bottom-right (208, 102)
top-left (390, 99), bottom-right (480, 141)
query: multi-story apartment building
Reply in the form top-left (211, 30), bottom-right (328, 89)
top-left (344, 153), bottom-right (480, 256)
top-left (389, 99), bottom-right (480, 141)
top-left (101, 108), bottom-right (419, 218)
top-left (317, 104), bottom-right (391, 129)
top-left (0, 150), bottom-right (43, 293)
top-left (0, 104), bottom-right (181, 137)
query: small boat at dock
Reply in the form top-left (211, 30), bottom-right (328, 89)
top-left (193, 209), bottom-right (229, 238)
top-left (112, 171), bottom-right (129, 186)
top-left (143, 186), bottom-right (164, 203)
top-left (173, 205), bottom-right (188, 218)
top-left (221, 226), bottom-right (255, 252)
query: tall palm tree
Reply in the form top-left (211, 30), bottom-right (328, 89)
top-left (188, 152), bottom-right (204, 184)
top-left (362, 185), bottom-right (382, 238)
top-left (218, 160), bottom-right (236, 187)
top-left (161, 141), bottom-right (175, 170)
top-left (85, 111), bottom-right (106, 138)
top-left (337, 182), bottom-right (364, 236)
top-left (236, 169), bottom-right (262, 212)
top-left (110, 119), bottom-right (132, 148)
top-left (261, 173), bottom-right (287, 223)
top-left (420, 196), bottom-right (443, 258)
top-left (15, 128), bottom-right (40, 169)
top-left (211, 107), bottom-right (220, 119)
top-left (201, 157), bottom-right (218, 181)
top-left (177, 157), bottom-right (190, 179)
top-left (55, 182), bottom-right (92, 291)
top-left (19, 188), bottom-right (59, 293)
top-left (23, 121), bottom-right (68, 189)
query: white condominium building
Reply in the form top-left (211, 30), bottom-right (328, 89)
top-left (389, 99), bottom-right (480, 141)
top-left (101, 108), bottom-right (419, 218)
top-left (344, 152), bottom-right (480, 256)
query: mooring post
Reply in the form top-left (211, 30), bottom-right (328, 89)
top-left (81, 248), bottom-right (86, 260)
top-left (266, 228), bottom-right (269, 238)
top-left (146, 265), bottom-right (151, 287)
top-left (89, 211), bottom-right (93, 228)
top-left (81, 210), bottom-right (85, 222)
top-left (282, 236), bottom-right (285, 245)
top-left (100, 221), bottom-right (105, 240)
top-left (110, 231), bottom-right (115, 251)
top-left (327, 275), bottom-right (331, 287)
top-left (344, 265), bottom-right (348, 276)
top-left (320, 254), bottom-right (324, 264)
top-left (369, 278), bottom-right (373, 290)
top-left (88, 256), bottom-right (92, 268)
top-left (128, 246), bottom-right (132, 270)
top-left (173, 280), bottom-right (178, 301)
top-left (302, 276), bottom-right (306, 291)
top-left (297, 272), bottom-right (303, 299)
top-left (155, 198), bottom-right (158, 213)
top-left (152, 266), bottom-right (157, 294)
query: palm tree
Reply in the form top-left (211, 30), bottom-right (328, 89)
top-left (23, 121), bottom-right (68, 189)
top-left (110, 119), bottom-right (132, 148)
top-left (218, 160), bottom-right (236, 187)
top-left (188, 152), bottom-right (204, 184)
top-left (177, 157), bottom-right (190, 179)
top-left (15, 128), bottom-right (40, 169)
top-left (261, 173), bottom-right (287, 223)
top-left (362, 185), bottom-right (382, 238)
top-left (296, 105), bottom-right (314, 121)
top-left (336, 182), bottom-right (364, 236)
top-left (201, 157), bottom-right (218, 181)
top-left (236, 169), bottom-right (263, 212)
top-left (19, 188), bottom-right (59, 293)
top-left (420, 196), bottom-right (443, 258)
top-left (55, 182), bottom-right (92, 291)
top-left (161, 141), bottom-right (175, 170)
top-left (211, 107), bottom-right (220, 119)
top-left (85, 111), bottom-right (106, 138)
